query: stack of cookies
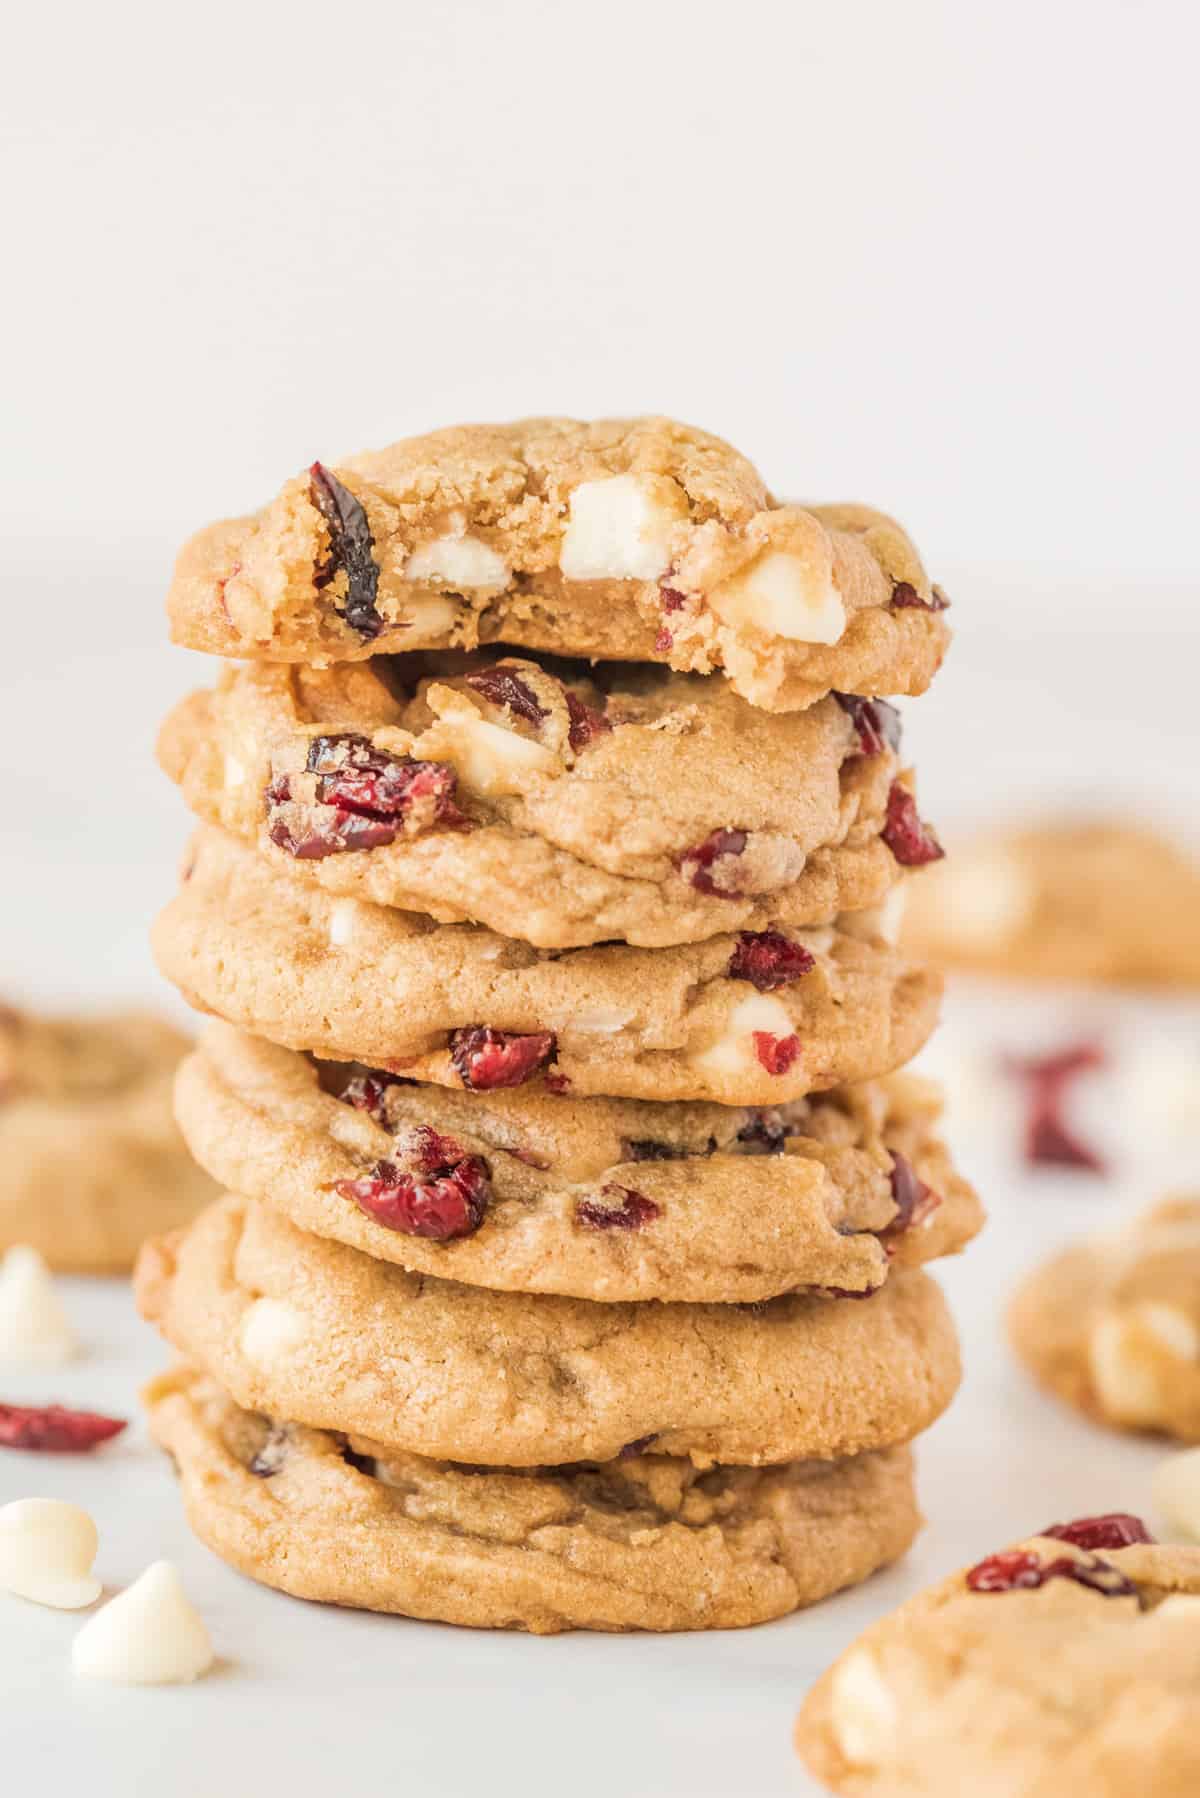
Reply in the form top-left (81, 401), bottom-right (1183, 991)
top-left (136, 417), bottom-right (981, 1633)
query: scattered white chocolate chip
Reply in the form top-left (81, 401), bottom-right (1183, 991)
top-left (1153, 1594), bottom-right (1200, 1620)
top-left (559, 474), bottom-right (687, 582)
top-left (328, 898), bottom-right (360, 948)
top-left (441, 715), bottom-right (558, 797)
top-left (239, 1297), bottom-right (310, 1367)
top-left (1153, 1447), bottom-right (1200, 1542)
top-left (829, 1649), bottom-right (898, 1766)
top-left (710, 549), bottom-right (846, 645)
top-left (568, 1007), bottom-right (635, 1035)
top-left (693, 993), bottom-right (794, 1077)
top-left (0, 1246), bottom-right (78, 1367)
top-left (406, 532), bottom-right (510, 589)
top-left (0, 1499), bottom-right (101, 1610)
top-left (934, 851), bottom-right (1033, 949)
top-left (1088, 1303), bottom-right (1198, 1426)
top-left (223, 753), bottom-right (247, 790)
top-left (862, 884), bottom-right (909, 947)
top-left (399, 593), bottom-right (460, 637)
top-left (72, 1562), bottom-right (213, 1685)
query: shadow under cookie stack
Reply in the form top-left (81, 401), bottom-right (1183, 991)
top-left (137, 417), bottom-right (982, 1633)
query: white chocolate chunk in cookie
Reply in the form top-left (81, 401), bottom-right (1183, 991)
top-left (1154, 1593), bottom-right (1200, 1620)
top-left (1154, 1448), bottom-right (1200, 1542)
top-left (72, 1561), bottom-right (213, 1684)
top-left (559, 474), bottom-right (687, 581)
top-left (239, 1297), bottom-right (310, 1366)
top-left (1089, 1303), bottom-right (1200, 1425)
top-left (0, 1246), bottom-right (77, 1367)
top-left (829, 1648), bottom-right (898, 1766)
top-left (328, 898), bottom-right (360, 948)
top-left (440, 715), bottom-right (558, 797)
top-left (406, 531), bottom-right (510, 589)
top-left (0, 1499), bottom-right (101, 1610)
top-left (693, 993), bottom-right (795, 1077)
top-left (710, 550), bottom-right (846, 645)
top-left (223, 753), bottom-right (247, 790)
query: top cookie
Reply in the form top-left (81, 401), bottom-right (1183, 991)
top-left (796, 1518), bottom-right (1200, 1796)
top-left (166, 417), bottom-right (951, 712)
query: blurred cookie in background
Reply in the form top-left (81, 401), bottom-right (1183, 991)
top-left (0, 1003), bottom-right (214, 1273)
top-left (904, 820), bottom-right (1200, 988)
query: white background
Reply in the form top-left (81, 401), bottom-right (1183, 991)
top-left (2, 4), bottom-right (1199, 1793)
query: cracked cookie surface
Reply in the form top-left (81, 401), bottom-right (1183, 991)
top-left (796, 1531), bottom-right (1200, 1796)
top-left (158, 652), bottom-right (910, 949)
top-left (1010, 1197), bottom-right (1200, 1441)
top-left (0, 1003), bottom-right (214, 1272)
top-left (153, 829), bottom-right (941, 1105)
top-left (166, 416), bottom-right (950, 713)
top-left (135, 1194), bottom-right (960, 1467)
top-left (175, 1024), bottom-right (982, 1303)
top-left (144, 1365), bottom-right (920, 1634)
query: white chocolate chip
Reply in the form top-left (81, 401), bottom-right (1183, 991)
top-left (328, 898), bottom-right (361, 948)
top-left (223, 753), bottom-right (247, 790)
top-left (710, 549), bottom-right (846, 645)
top-left (693, 993), bottom-right (794, 1077)
top-left (1153, 1447), bottom-right (1200, 1543)
top-left (1088, 1303), bottom-right (1198, 1426)
top-left (559, 474), bottom-right (687, 582)
top-left (441, 716), bottom-right (558, 797)
top-left (0, 1499), bottom-right (101, 1610)
top-left (400, 593), bottom-right (461, 637)
top-left (830, 1649), bottom-right (898, 1766)
top-left (406, 533), bottom-right (510, 590)
top-left (569, 1008), bottom-right (635, 1035)
top-left (1153, 1594), bottom-right (1200, 1620)
top-left (936, 852), bottom-right (1033, 949)
top-left (72, 1562), bottom-right (213, 1685)
top-left (239, 1297), bottom-right (310, 1367)
top-left (0, 1246), bottom-right (78, 1367)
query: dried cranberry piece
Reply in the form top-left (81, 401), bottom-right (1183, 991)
top-left (0, 1403), bottom-right (127, 1453)
top-left (660, 585), bottom-right (687, 613)
top-left (309, 462), bottom-right (384, 639)
top-left (834, 692), bottom-right (903, 757)
top-left (618, 1433), bottom-right (659, 1459)
top-left (654, 626), bottom-right (674, 652)
top-left (340, 1068), bottom-right (404, 1124)
top-left (1041, 1514), bottom-right (1154, 1550)
top-left (564, 688), bottom-right (612, 752)
top-left (1004, 1039), bottom-right (1108, 1174)
top-left (890, 581), bottom-right (950, 612)
top-left (728, 931), bottom-right (815, 993)
top-left (753, 1032), bottom-right (801, 1077)
top-left (1026, 1110), bottom-right (1107, 1173)
top-left (735, 1109), bottom-right (798, 1154)
top-left (544, 1071), bottom-right (572, 1095)
top-left (880, 1152), bottom-right (941, 1249)
top-left (679, 828), bottom-right (748, 898)
top-left (967, 1548), bottom-right (1139, 1599)
top-left (335, 1127), bottom-right (492, 1241)
top-left (882, 783), bottom-right (945, 866)
top-left (449, 1027), bottom-right (557, 1090)
top-left (621, 1139), bottom-right (686, 1162)
top-left (575, 1185), bottom-right (661, 1231)
top-left (465, 664), bottom-right (548, 727)
top-left (267, 732), bottom-right (467, 859)
top-left (249, 1428), bottom-right (288, 1477)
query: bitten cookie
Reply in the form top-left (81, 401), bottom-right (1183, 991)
top-left (157, 653), bottom-right (923, 949)
top-left (134, 1195), bottom-right (961, 1467)
top-left (144, 1365), bottom-right (921, 1635)
top-left (166, 416), bottom-right (951, 712)
top-left (1010, 1198), bottom-right (1200, 1440)
top-left (796, 1515), bottom-right (1200, 1796)
top-left (0, 1003), bottom-right (214, 1273)
top-left (904, 820), bottom-right (1200, 988)
top-left (153, 828), bottom-right (942, 1105)
top-left (175, 1024), bottom-right (982, 1303)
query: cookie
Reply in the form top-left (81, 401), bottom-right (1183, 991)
top-left (175, 1024), bottom-right (983, 1303)
top-left (135, 1195), bottom-right (961, 1467)
top-left (165, 416), bottom-right (951, 713)
top-left (1010, 1198), bottom-right (1200, 1440)
top-left (153, 829), bottom-right (942, 1105)
top-left (144, 1365), bottom-right (921, 1634)
top-left (0, 1004), bottom-right (214, 1274)
top-left (157, 653), bottom-right (915, 949)
top-left (904, 820), bottom-right (1200, 988)
top-left (796, 1520), bottom-right (1200, 1795)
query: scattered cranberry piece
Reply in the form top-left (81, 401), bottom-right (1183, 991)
top-left (660, 585), bottom-right (687, 613)
top-left (880, 1152), bottom-right (941, 1250)
top-left (1004, 1039), bottom-right (1108, 1174)
top-left (575, 1185), bottom-right (661, 1231)
top-left (465, 664), bottom-right (548, 727)
top-left (618, 1434), bottom-right (659, 1459)
top-left (564, 688), bottom-right (612, 752)
top-left (735, 1109), bottom-right (798, 1154)
top-left (340, 1068), bottom-right (405, 1124)
top-left (728, 931), bottom-right (815, 993)
top-left (654, 626), bottom-right (674, 652)
top-left (267, 732), bottom-right (467, 859)
top-left (882, 783), bottom-right (945, 866)
top-left (1007, 1042), bottom-right (1108, 1087)
top-left (449, 1027), bottom-right (557, 1090)
top-left (833, 692), bottom-right (903, 757)
top-left (249, 1428), bottom-right (288, 1477)
top-left (890, 581), bottom-right (950, 612)
top-left (753, 1032), bottom-right (801, 1077)
top-left (1026, 1110), bottom-right (1107, 1172)
top-left (967, 1548), bottom-right (1138, 1599)
top-left (336, 1127), bottom-right (492, 1240)
top-left (543, 1071), bottom-right (573, 1095)
top-left (0, 1403), bottom-right (127, 1453)
top-left (1041, 1514), bottom-right (1154, 1550)
top-left (679, 828), bottom-right (748, 898)
top-left (309, 462), bottom-right (384, 639)
top-left (622, 1138), bottom-right (686, 1162)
